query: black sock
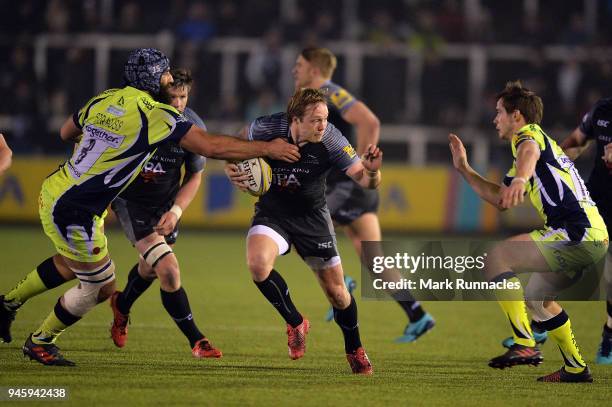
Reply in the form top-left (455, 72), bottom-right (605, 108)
top-left (390, 292), bottom-right (425, 322)
top-left (37, 257), bottom-right (67, 289)
top-left (333, 295), bottom-right (362, 353)
top-left (531, 319), bottom-right (546, 333)
top-left (117, 264), bottom-right (153, 315)
top-left (160, 287), bottom-right (204, 348)
top-left (607, 301), bottom-right (612, 319)
top-left (254, 269), bottom-right (303, 328)
top-left (54, 299), bottom-right (81, 326)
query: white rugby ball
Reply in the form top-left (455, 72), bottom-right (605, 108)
top-left (237, 157), bottom-right (272, 197)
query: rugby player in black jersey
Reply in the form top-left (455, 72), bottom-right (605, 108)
top-left (560, 98), bottom-right (612, 364)
top-left (292, 48), bottom-right (434, 342)
top-left (108, 68), bottom-right (222, 359)
top-left (225, 88), bottom-right (382, 374)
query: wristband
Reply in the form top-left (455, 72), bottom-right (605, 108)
top-left (511, 177), bottom-right (527, 185)
top-left (169, 204), bottom-right (183, 219)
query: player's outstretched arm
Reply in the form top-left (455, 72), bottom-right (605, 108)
top-left (498, 141), bottom-right (539, 209)
top-left (180, 125), bottom-right (300, 162)
top-left (0, 134), bottom-right (12, 174)
top-left (560, 127), bottom-right (591, 160)
top-left (346, 144), bottom-right (382, 189)
top-left (154, 169), bottom-right (203, 236)
top-left (60, 116), bottom-right (82, 142)
top-left (343, 101), bottom-right (381, 156)
top-left (449, 133), bottom-right (505, 211)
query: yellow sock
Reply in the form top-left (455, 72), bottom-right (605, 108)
top-left (32, 310), bottom-right (69, 345)
top-left (545, 311), bottom-right (586, 374)
top-left (494, 273), bottom-right (535, 347)
top-left (4, 269), bottom-right (47, 307)
top-left (498, 300), bottom-right (535, 347)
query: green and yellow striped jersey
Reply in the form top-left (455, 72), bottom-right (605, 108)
top-left (48, 86), bottom-right (193, 216)
top-left (504, 123), bottom-right (606, 240)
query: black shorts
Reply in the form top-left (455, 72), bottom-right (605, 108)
top-left (111, 197), bottom-right (179, 245)
top-left (326, 179), bottom-right (379, 225)
top-left (250, 204), bottom-right (338, 260)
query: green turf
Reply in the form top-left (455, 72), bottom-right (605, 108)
top-left (1, 226), bottom-right (611, 406)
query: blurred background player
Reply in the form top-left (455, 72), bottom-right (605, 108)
top-left (0, 134), bottom-right (12, 175)
top-left (559, 98), bottom-right (612, 364)
top-left (225, 88), bottom-right (382, 374)
top-left (0, 47), bottom-right (300, 365)
top-left (449, 80), bottom-right (608, 382)
top-left (109, 68), bottom-right (221, 359)
top-left (292, 47), bottom-right (434, 342)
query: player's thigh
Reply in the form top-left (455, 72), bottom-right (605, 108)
top-left (112, 198), bottom-right (163, 245)
top-left (485, 233), bottom-right (550, 278)
top-left (346, 212), bottom-right (381, 242)
top-left (326, 180), bottom-right (379, 227)
top-left (39, 188), bottom-right (109, 264)
top-left (529, 227), bottom-right (608, 274)
top-left (246, 226), bottom-right (285, 274)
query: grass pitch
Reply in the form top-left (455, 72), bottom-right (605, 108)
top-left (1, 226), bottom-right (611, 406)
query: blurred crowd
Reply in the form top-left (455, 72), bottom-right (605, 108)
top-left (2, 0), bottom-right (612, 154)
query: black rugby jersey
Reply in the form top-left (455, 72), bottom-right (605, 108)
top-left (119, 107), bottom-right (206, 208)
top-left (320, 80), bottom-right (358, 185)
top-left (247, 112), bottom-right (359, 214)
top-left (579, 98), bottom-right (612, 205)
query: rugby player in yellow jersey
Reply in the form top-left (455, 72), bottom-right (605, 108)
top-left (0, 48), bottom-right (299, 366)
top-left (449, 80), bottom-right (609, 382)
top-left (0, 133), bottom-right (12, 175)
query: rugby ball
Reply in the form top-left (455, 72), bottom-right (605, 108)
top-left (237, 157), bottom-right (272, 196)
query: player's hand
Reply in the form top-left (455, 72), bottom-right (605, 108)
top-left (498, 179), bottom-right (525, 209)
top-left (603, 142), bottom-right (612, 169)
top-left (154, 211), bottom-right (178, 236)
top-left (361, 144), bottom-right (383, 172)
top-left (266, 138), bottom-right (300, 162)
top-left (224, 162), bottom-right (250, 192)
top-left (449, 133), bottom-right (469, 171)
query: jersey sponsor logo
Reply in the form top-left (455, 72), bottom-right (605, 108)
top-left (176, 114), bottom-right (190, 123)
top-left (106, 105), bottom-right (126, 117)
top-left (94, 112), bottom-right (123, 131)
top-left (343, 145), bottom-right (357, 159)
top-left (140, 161), bottom-right (166, 183)
top-left (318, 241), bottom-right (334, 249)
top-left (273, 173), bottom-right (301, 190)
top-left (83, 124), bottom-right (124, 148)
top-left (140, 97), bottom-right (155, 110)
top-left (329, 88), bottom-right (353, 109)
top-left (303, 153), bottom-right (319, 165)
top-left (597, 119), bottom-right (610, 128)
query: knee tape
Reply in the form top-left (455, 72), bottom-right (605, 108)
top-left (64, 260), bottom-right (115, 317)
top-left (526, 300), bottom-right (556, 322)
top-left (143, 242), bottom-right (173, 268)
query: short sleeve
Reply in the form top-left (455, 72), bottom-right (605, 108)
top-left (324, 82), bottom-right (357, 114)
top-left (148, 106), bottom-right (193, 145)
top-left (247, 113), bottom-right (287, 141)
top-left (512, 125), bottom-right (545, 154)
top-left (579, 104), bottom-right (597, 140)
top-left (324, 126), bottom-right (360, 171)
top-left (185, 151), bottom-right (206, 173)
